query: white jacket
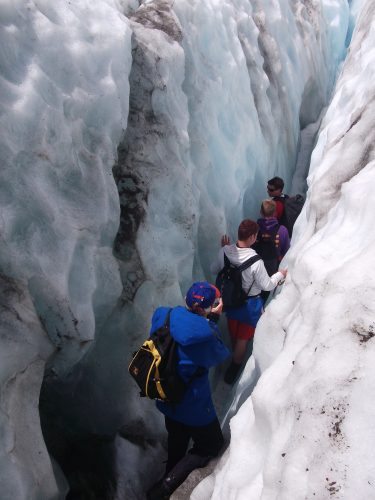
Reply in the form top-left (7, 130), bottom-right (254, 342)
top-left (211, 244), bottom-right (283, 296)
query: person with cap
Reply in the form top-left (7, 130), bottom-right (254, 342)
top-left (147, 282), bottom-right (230, 500)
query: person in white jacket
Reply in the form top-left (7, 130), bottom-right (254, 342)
top-left (211, 219), bottom-right (287, 384)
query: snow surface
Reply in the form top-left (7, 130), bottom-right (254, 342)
top-left (0, 0), bottom-right (373, 498)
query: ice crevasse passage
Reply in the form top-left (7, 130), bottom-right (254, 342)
top-left (0, 0), bottom-right (374, 499)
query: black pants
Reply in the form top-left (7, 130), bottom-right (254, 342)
top-left (261, 289), bottom-right (271, 303)
top-left (165, 416), bottom-right (224, 473)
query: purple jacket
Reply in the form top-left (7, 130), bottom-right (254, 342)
top-left (257, 217), bottom-right (290, 260)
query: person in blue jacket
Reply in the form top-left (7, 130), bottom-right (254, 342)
top-left (147, 282), bottom-right (230, 500)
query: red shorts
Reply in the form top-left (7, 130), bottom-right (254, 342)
top-left (227, 319), bottom-right (255, 340)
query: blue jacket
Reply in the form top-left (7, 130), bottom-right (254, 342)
top-left (150, 306), bottom-right (230, 426)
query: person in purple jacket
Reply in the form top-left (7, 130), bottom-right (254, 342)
top-left (253, 199), bottom-right (290, 303)
top-left (147, 282), bottom-right (230, 500)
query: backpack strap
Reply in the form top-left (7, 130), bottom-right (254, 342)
top-left (273, 224), bottom-right (280, 248)
top-left (164, 308), bottom-right (172, 326)
top-left (154, 307), bottom-right (172, 335)
top-left (273, 194), bottom-right (289, 202)
top-left (269, 224), bottom-right (280, 242)
top-left (224, 252), bottom-right (261, 271)
top-left (258, 224), bottom-right (279, 241)
top-left (223, 253), bottom-right (231, 267)
top-left (239, 255), bottom-right (261, 297)
top-left (238, 254), bottom-right (261, 272)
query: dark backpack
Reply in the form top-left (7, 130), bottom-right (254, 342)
top-left (128, 309), bottom-right (187, 403)
top-left (216, 253), bottom-right (261, 309)
top-left (253, 225), bottom-right (279, 277)
top-left (275, 194), bottom-right (304, 236)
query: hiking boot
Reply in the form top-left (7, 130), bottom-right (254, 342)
top-left (224, 361), bottom-right (242, 384)
top-left (163, 453), bottom-right (210, 493)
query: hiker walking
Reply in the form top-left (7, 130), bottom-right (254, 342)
top-left (266, 176), bottom-right (288, 224)
top-left (147, 282), bottom-right (230, 500)
top-left (267, 176), bottom-right (304, 236)
top-left (211, 219), bottom-right (287, 384)
top-left (253, 199), bottom-right (290, 303)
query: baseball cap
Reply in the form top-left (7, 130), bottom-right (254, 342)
top-left (185, 281), bottom-right (220, 309)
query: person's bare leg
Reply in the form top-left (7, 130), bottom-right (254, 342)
top-left (232, 339), bottom-right (248, 364)
top-left (224, 338), bottom-right (248, 384)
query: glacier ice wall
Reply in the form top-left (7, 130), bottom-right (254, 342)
top-left (0, 0), bottom-right (356, 498)
top-left (0, 274), bottom-right (65, 499)
top-left (0, 0), bottom-right (133, 370)
top-left (0, 0), bottom-right (133, 497)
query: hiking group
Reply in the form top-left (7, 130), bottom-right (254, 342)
top-left (129, 177), bottom-right (303, 499)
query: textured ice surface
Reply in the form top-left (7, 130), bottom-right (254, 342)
top-left (0, 0), bottom-right (371, 498)
top-left (0, 0), bottom-right (132, 497)
top-left (0, 0), bottom-right (132, 369)
top-left (0, 274), bottom-right (66, 499)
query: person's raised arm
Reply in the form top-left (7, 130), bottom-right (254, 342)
top-left (210, 238), bottom-right (227, 275)
top-left (252, 261), bottom-right (287, 291)
top-left (207, 297), bottom-right (223, 323)
top-left (221, 234), bottom-right (230, 247)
